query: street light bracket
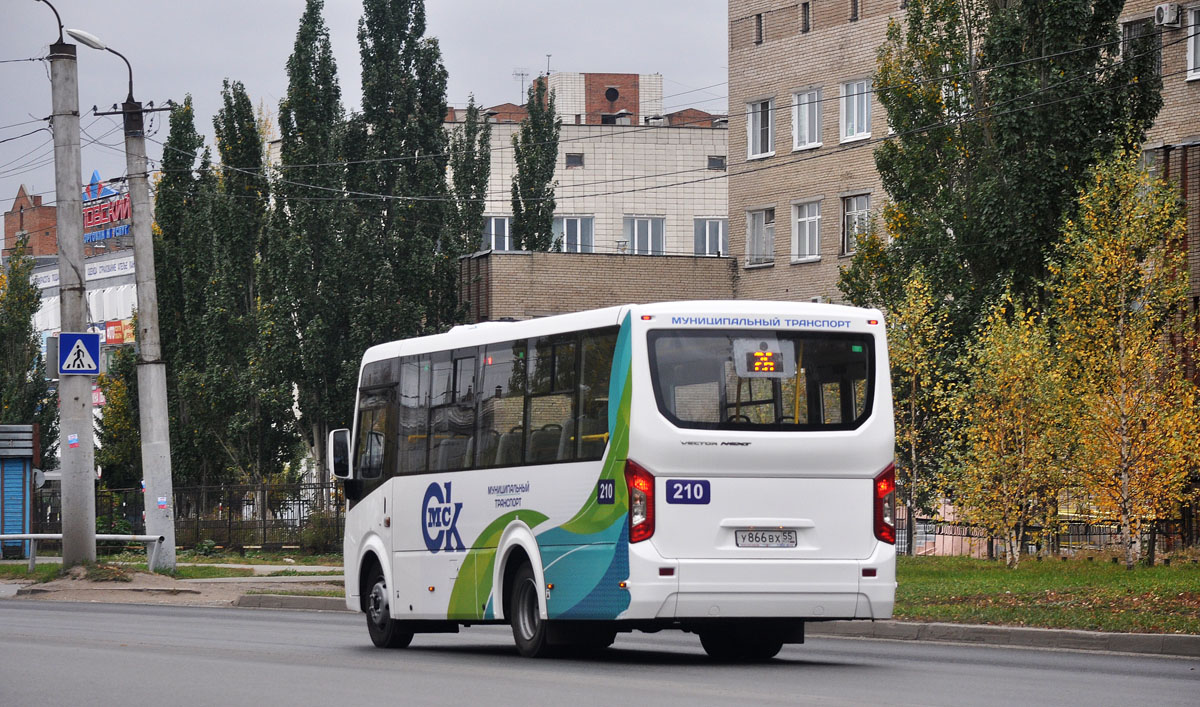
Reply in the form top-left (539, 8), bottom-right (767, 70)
top-left (36, 0), bottom-right (64, 44)
top-left (65, 28), bottom-right (135, 103)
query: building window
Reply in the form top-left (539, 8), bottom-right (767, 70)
top-left (792, 89), bottom-right (821, 150)
top-left (708, 155), bottom-right (727, 170)
top-left (1188, 8), bottom-right (1200, 80)
top-left (565, 153), bottom-right (584, 169)
top-left (624, 216), bottom-right (665, 255)
top-left (747, 208), bottom-right (775, 265)
top-left (601, 113), bottom-right (632, 125)
top-left (842, 195), bottom-right (870, 255)
top-left (747, 98), bottom-right (774, 158)
top-left (754, 13), bottom-right (764, 44)
top-left (483, 216), bottom-right (511, 251)
top-left (840, 80), bottom-right (872, 142)
top-left (694, 218), bottom-right (729, 256)
top-left (553, 216), bottom-right (594, 253)
top-left (850, 0), bottom-right (860, 22)
top-left (801, 2), bottom-right (811, 33)
top-left (793, 201), bottom-right (820, 260)
top-left (1122, 19), bottom-right (1161, 76)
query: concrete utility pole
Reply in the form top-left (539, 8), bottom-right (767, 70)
top-left (45, 4), bottom-right (97, 568)
top-left (68, 27), bottom-right (177, 571)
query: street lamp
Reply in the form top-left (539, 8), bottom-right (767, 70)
top-left (65, 29), bottom-right (134, 103)
top-left (68, 27), bottom-right (177, 572)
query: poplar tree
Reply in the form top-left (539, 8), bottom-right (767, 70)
top-left (348, 0), bottom-right (453, 342)
top-left (208, 79), bottom-right (296, 485)
top-left (511, 78), bottom-right (560, 251)
top-left (154, 97), bottom-right (215, 486)
top-left (442, 95), bottom-right (491, 322)
top-left (269, 0), bottom-right (351, 487)
top-left (449, 95), bottom-right (491, 252)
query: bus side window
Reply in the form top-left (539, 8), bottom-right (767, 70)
top-left (574, 328), bottom-right (617, 460)
top-left (430, 351), bottom-right (475, 472)
top-left (399, 357), bottom-right (429, 474)
top-left (528, 336), bottom-right (577, 463)
top-left (477, 341), bottom-right (526, 467)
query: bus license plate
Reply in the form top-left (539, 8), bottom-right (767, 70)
top-left (735, 529), bottom-right (797, 548)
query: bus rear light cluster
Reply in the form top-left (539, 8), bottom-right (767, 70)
top-left (874, 463), bottom-right (896, 545)
top-left (625, 459), bottom-right (655, 543)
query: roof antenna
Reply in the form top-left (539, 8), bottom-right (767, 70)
top-left (512, 67), bottom-right (529, 99)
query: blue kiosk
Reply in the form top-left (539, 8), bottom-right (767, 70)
top-left (0, 425), bottom-right (35, 559)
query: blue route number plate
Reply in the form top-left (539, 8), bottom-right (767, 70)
top-left (666, 479), bottom-right (710, 504)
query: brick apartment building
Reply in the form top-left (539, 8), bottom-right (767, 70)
top-left (727, 1), bottom-right (1200, 305)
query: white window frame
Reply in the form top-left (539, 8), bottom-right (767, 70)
top-left (840, 80), bottom-right (872, 142)
top-left (842, 194), bottom-right (870, 255)
top-left (553, 215), bottom-right (594, 253)
top-left (1189, 6), bottom-right (1200, 81)
top-left (746, 98), bottom-right (775, 159)
top-left (626, 216), bottom-right (665, 255)
top-left (483, 215), bottom-right (511, 251)
top-left (792, 200), bottom-right (821, 262)
top-left (746, 208), bottom-right (775, 266)
top-left (792, 89), bottom-right (822, 151)
top-left (694, 218), bottom-right (728, 256)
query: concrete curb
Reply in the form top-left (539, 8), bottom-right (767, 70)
top-left (15, 585), bottom-right (202, 596)
top-left (234, 594), bottom-right (350, 612)
top-left (805, 620), bottom-right (1200, 658)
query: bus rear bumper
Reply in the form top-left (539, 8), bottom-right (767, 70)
top-left (621, 540), bottom-right (895, 621)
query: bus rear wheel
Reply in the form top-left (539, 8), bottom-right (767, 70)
top-left (365, 566), bottom-right (413, 649)
top-left (510, 563), bottom-right (552, 658)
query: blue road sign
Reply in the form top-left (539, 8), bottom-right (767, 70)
top-left (59, 332), bottom-right (101, 376)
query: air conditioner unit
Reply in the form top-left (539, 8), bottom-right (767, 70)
top-left (1155, 3), bottom-right (1181, 28)
top-left (810, 296), bottom-right (825, 304)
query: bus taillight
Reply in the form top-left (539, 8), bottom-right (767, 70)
top-left (625, 459), bottom-right (655, 543)
top-left (874, 463), bottom-right (896, 545)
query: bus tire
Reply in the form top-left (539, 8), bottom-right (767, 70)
top-left (510, 562), bottom-right (552, 658)
top-left (365, 566), bottom-right (413, 649)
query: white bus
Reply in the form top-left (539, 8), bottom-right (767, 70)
top-left (330, 300), bottom-right (895, 660)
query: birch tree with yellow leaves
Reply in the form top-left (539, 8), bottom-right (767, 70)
top-left (889, 268), bottom-right (953, 554)
top-left (1051, 148), bottom-right (1200, 569)
top-left (949, 299), bottom-right (1072, 568)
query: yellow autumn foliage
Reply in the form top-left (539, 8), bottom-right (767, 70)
top-left (1052, 147), bottom-right (1200, 568)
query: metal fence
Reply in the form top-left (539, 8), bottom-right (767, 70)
top-left (33, 482), bottom-right (344, 552)
top-left (896, 499), bottom-right (1198, 560)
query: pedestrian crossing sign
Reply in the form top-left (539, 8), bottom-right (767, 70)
top-left (59, 332), bottom-right (101, 376)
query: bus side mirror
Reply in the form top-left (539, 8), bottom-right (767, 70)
top-left (329, 428), bottom-right (351, 479)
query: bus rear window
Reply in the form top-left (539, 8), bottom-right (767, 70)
top-left (648, 330), bottom-right (875, 431)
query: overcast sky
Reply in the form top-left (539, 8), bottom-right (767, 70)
top-left (1, 0), bottom-right (728, 213)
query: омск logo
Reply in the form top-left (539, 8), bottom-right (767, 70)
top-left (422, 481), bottom-right (464, 553)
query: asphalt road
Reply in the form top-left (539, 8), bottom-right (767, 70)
top-left (1, 601), bottom-right (1197, 706)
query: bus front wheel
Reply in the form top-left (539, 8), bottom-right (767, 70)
top-left (365, 566), bottom-right (413, 649)
top-left (510, 563), bottom-right (552, 658)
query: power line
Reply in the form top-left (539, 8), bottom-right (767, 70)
top-left (0, 128), bottom-right (49, 146)
top-left (134, 22), bottom-right (1186, 211)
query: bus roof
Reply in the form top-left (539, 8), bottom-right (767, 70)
top-left (360, 300), bottom-right (883, 366)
